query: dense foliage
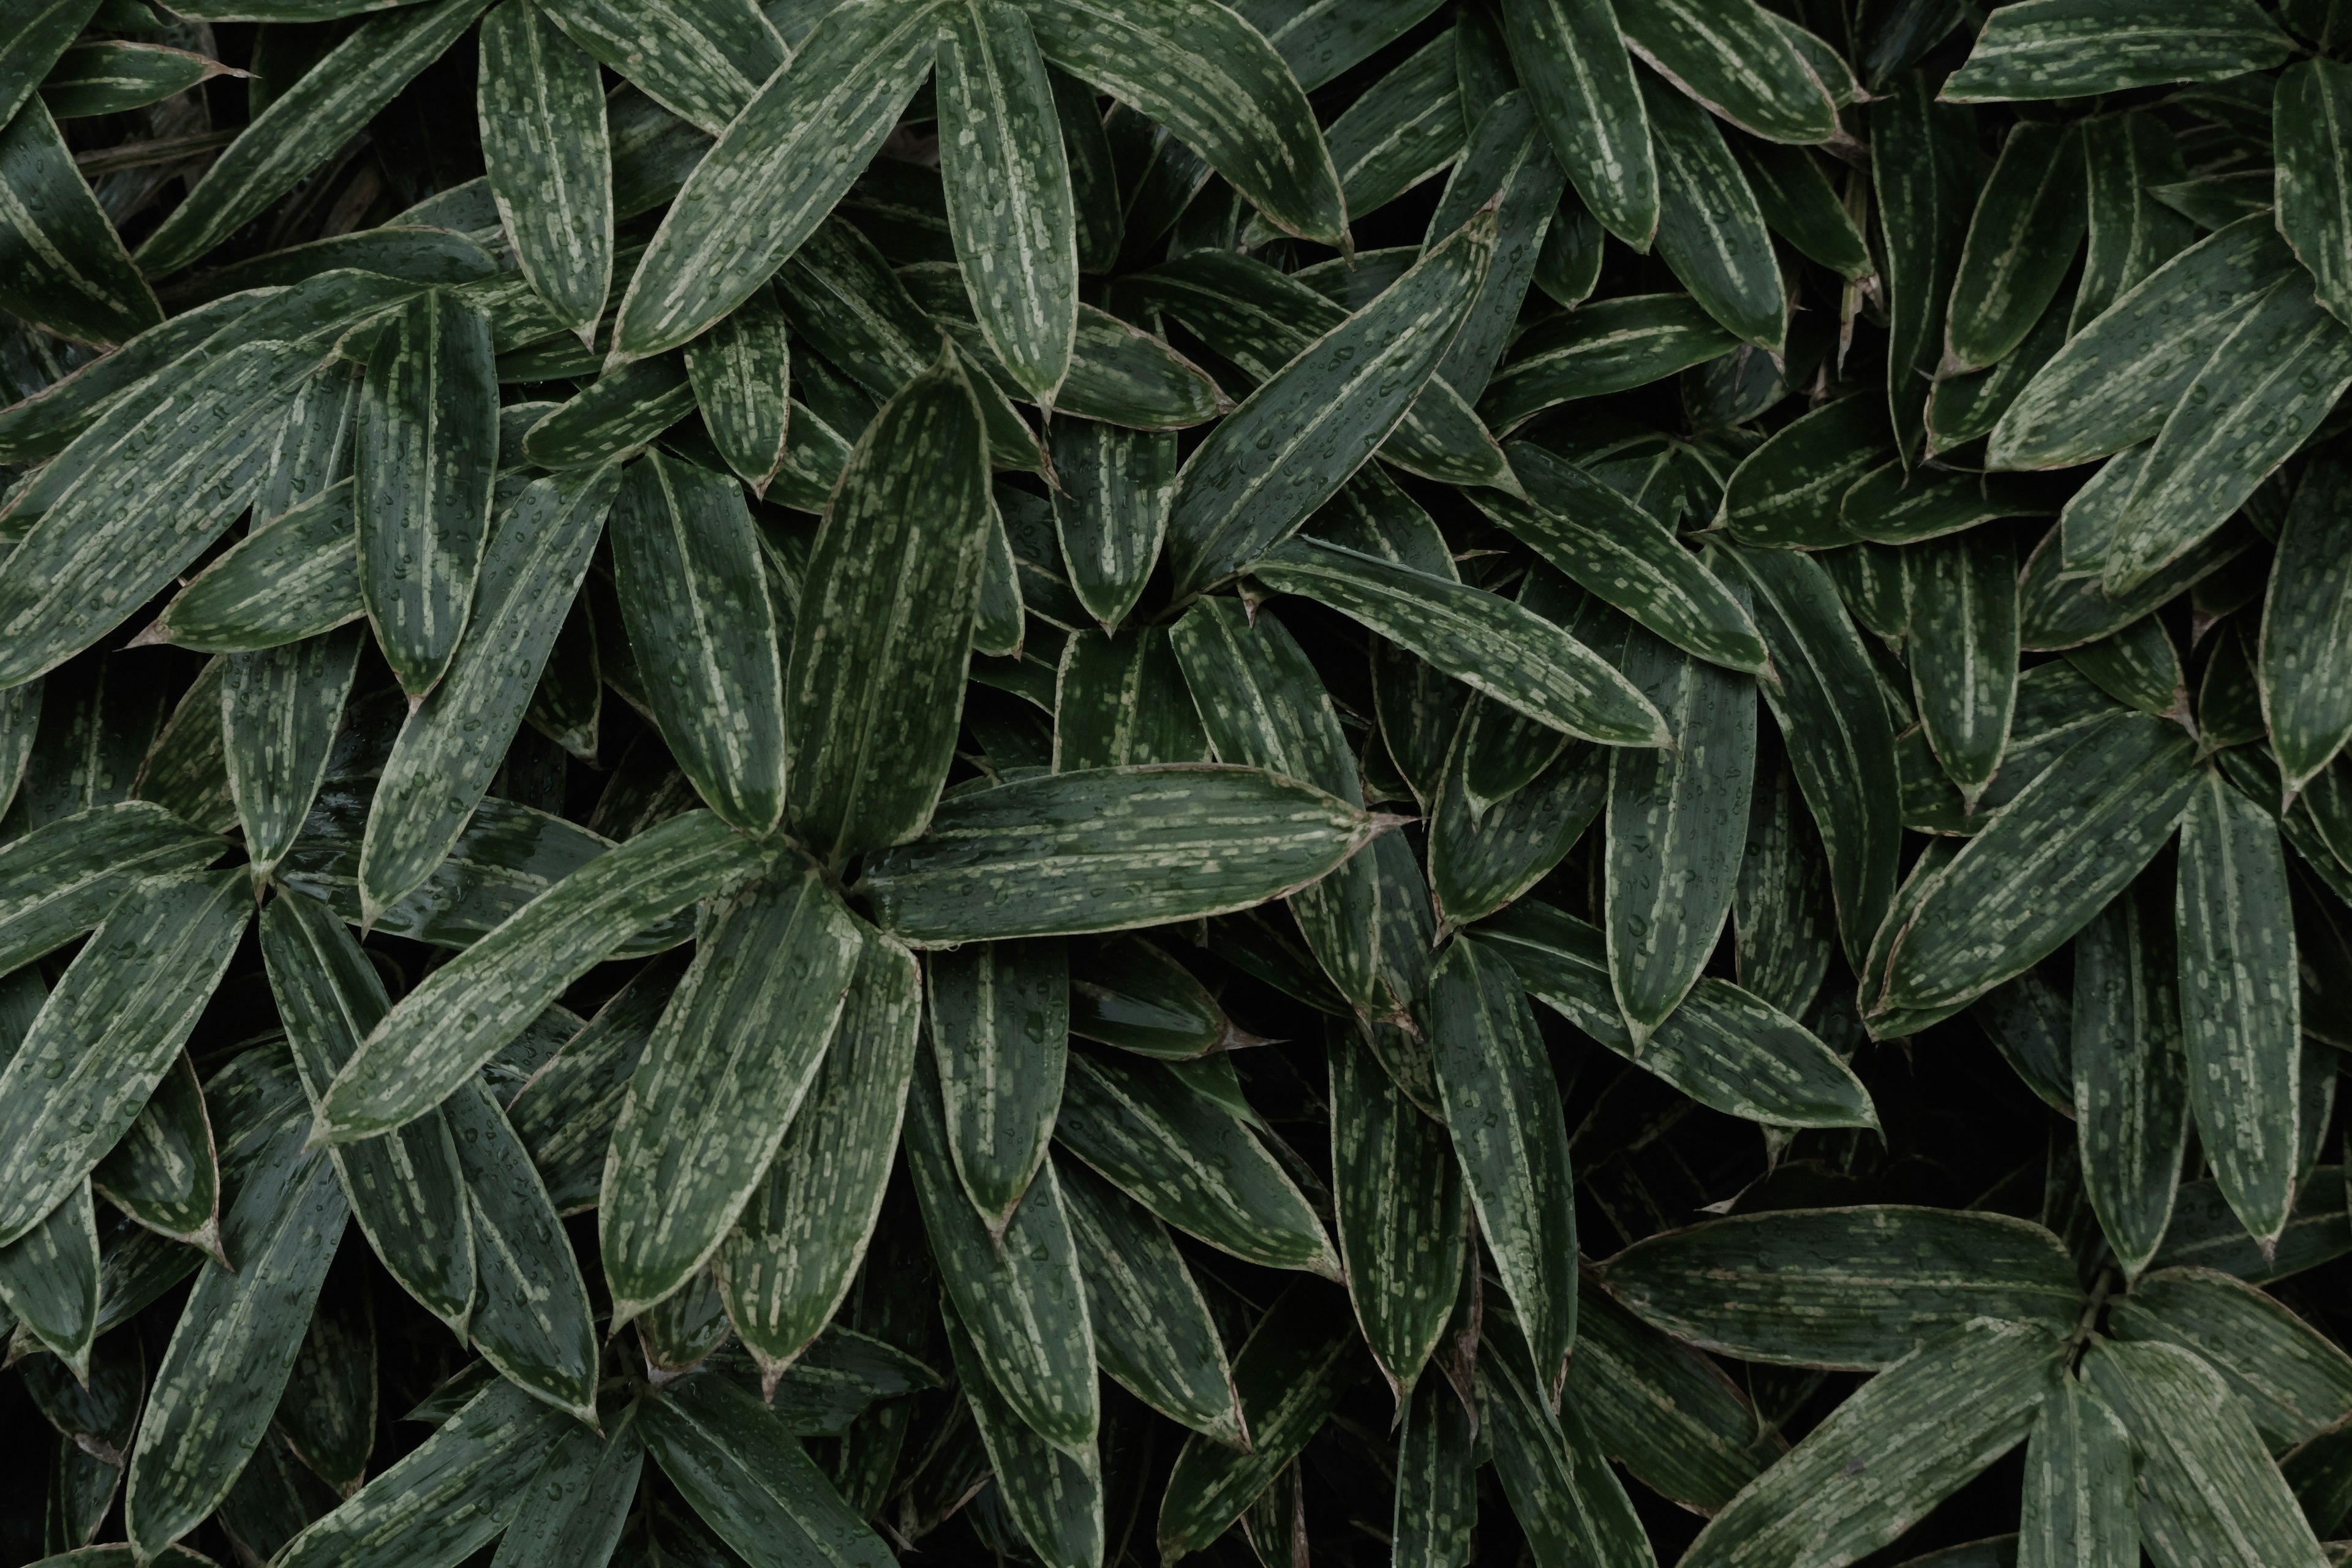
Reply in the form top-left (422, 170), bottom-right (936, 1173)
top-left (4, 0), bottom-right (2352, 1562)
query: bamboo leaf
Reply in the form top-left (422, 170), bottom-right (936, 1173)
top-left (1944, 0), bottom-right (2294, 104)
top-left (0, 99), bottom-right (163, 347)
top-left (478, 0), bottom-right (612, 340)
top-left (2070, 872), bottom-right (2190, 1278)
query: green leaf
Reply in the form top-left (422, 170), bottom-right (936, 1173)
top-left (2019, 1376), bottom-right (2136, 1568)
top-left (1069, 936), bottom-right (1229, 1058)
top-left (903, 1047), bottom-right (1097, 1453)
top-left (1163, 209), bottom-right (1496, 598)
top-left (1733, 742), bottom-right (1836, 1017)
top-left (2263, 458), bottom-right (2352, 796)
top-left (1057, 1049), bottom-right (1340, 1278)
top-left (785, 342), bottom-right (992, 862)
top-left (356, 288), bottom-right (499, 699)
top-left (91, 1051), bottom-right (221, 1258)
top-left (1929, 286), bottom-right (2074, 454)
top-left (124, 1047), bottom-right (347, 1556)
top-left (1944, 0), bottom-right (2295, 104)
top-left (1428, 933), bottom-right (1577, 1391)
top-left (715, 932), bottom-right (919, 1387)
top-left (1309, 29), bottom-right (1466, 239)
top-left (42, 41), bottom-right (242, 119)
top-left (600, 858), bottom-right (862, 1323)
top-left (1428, 726), bottom-right (1606, 930)
top-left (276, 1378), bottom-right (575, 1568)
top-left (1476, 897), bottom-right (1877, 1128)
top-left (1054, 625), bottom-right (1210, 771)
top-left (608, 0), bottom-right (939, 358)
top-left (1640, 72), bottom-right (1785, 352)
top-left (1423, 90), bottom-right (1568, 404)
top-left (1156, 1281), bottom-right (1361, 1561)
top-left (2105, 272), bottom-right (2352, 598)
top-left (1902, 530), bottom-right (2019, 810)
top-left (314, 809), bottom-right (774, 1142)
top-left (1683, 1319), bottom-right (2066, 1568)
top-left (1026, 0), bottom-right (1344, 246)
top-left (260, 892), bottom-right (477, 1332)
top-left (490, 1402), bottom-right (643, 1568)
top-left (609, 453), bottom-right (786, 834)
top-left (143, 477), bottom-right (362, 655)
top-left (2021, 516), bottom-right (2253, 652)
top-left (0, 802), bottom-right (222, 976)
top-left (1991, 213), bottom-right (2296, 472)
top-left (540, 0), bottom-right (781, 135)
top-left (1254, 536), bottom-right (1669, 746)
top-left (0, 0), bottom-right (102, 135)
top-left (2073, 110), bottom-right (2196, 333)
top-left (1599, 1204), bottom-right (2081, 1368)
top-left (2109, 1267), bottom-right (2352, 1452)
top-left (683, 284), bottom-right (791, 494)
top-left (508, 949), bottom-right (687, 1216)
top-left (1946, 121), bottom-right (2085, 372)
top-left (1616, 0), bottom-right (1838, 145)
top-left (1719, 392), bottom-right (1890, 549)
top-left (521, 355), bottom-right (696, 468)
top-left (0, 867), bottom-right (249, 1248)
top-left (1479, 291), bottom-right (1739, 432)
top-left (478, 0), bottom-right (612, 340)
top-left (2070, 873), bottom-right (2189, 1277)
top-left (1477, 442), bottom-right (1766, 674)
top-left (1480, 1309), bottom-right (1657, 1567)
top-left (1732, 139), bottom-right (1871, 281)
top-left (926, 937), bottom-right (1067, 1233)
top-left (2082, 1338), bottom-right (2329, 1568)
top-left (1392, 1369), bottom-right (1476, 1568)
top-left (2279, 58), bottom-right (2352, 336)
top-left (1607, 625), bottom-right (1757, 1043)
top-left (1050, 421), bottom-right (1173, 633)
top-left (937, 0), bottom-right (1077, 408)
top-left (0, 100), bottom-right (162, 347)
top-left (859, 764), bottom-right (1381, 943)
top-left (223, 628), bottom-right (361, 881)
top-left (1716, 543), bottom-right (1901, 970)
top-left (134, 0), bottom-right (489, 277)
top-left (2176, 768), bottom-right (2302, 1246)
top-left (940, 1305), bottom-right (1103, 1568)
top-left (277, 1286), bottom-right (377, 1496)
top-left (1500, 0), bottom-right (1656, 246)
top-left (1329, 1025), bottom-right (1463, 1398)
top-left (1873, 68), bottom-right (1975, 464)
top-left (1879, 710), bottom-right (2200, 1014)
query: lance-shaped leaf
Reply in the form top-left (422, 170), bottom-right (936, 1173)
top-left (1600, 1205), bottom-right (2081, 1368)
top-left (508, 949), bottom-right (687, 1215)
top-left (1430, 728), bottom-right (1607, 930)
top-left (224, 628), bottom-right (361, 882)
top-left (1946, 120), bottom-right (2086, 372)
top-left (0, 342), bottom-right (322, 690)
top-left (1428, 934), bottom-right (1576, 1395)
top-left (0, 868), bottom-right (249, 1248)
top-left (1329, 1027), bottom-right (1463, 1398)
top-left (2263, 458), bottom-right (2352, 797)
top-left (2105, 272), bottom-right (2352, 598)
top-left (1615, 0), bottom-right (1836, 145)
top-left (1254, 536), bottom-right (1667, 746)
top-left (135, 0), bottom-right (489, 277)
top-left (478, 0), bottom-right (612, 341)
top-left (937, 0), bottom-right (1077, 408)
top-left (275, 1278), bottom-right (375, 1497)
top-left (1943, 0), bottom-right (2296, 103)
top-left (2073, 110), bottom-right (2195, 332)
top-left (2280, 58), bottom-right (2352, 333)
top-left (1718, 392), bottom-right (1891, 549)
top-left (1500, 0), bottom-right (1656, 246)
top-left (1056, 1154), bottom-right (1243, 1447)
top-left (1026, 0), bottom-right (1343, 245)
top-left (0, 0), bottom-right (101, 134)
top-left (1052, 420), bottom-right (1174, 634)
top-left (1422, 89), bottom-right (1567, 404)
top-left (1879, 711), bottom-right (2201, 1016)
top-left (1991, 213), bottom-right (2296, 472)
top-left (1056, 1049), bottom-right (1340, 1278)
top-left (92, 1052), bottom-right (221, 1259)
top-left (1683, 1320), bottom-right (2067, 1567)
top-left (538, 0), bottom-right (782, 135)
top-left (124, 1049), bottom-right (349, 1557)
top-left (359, 467), bottom-right (618, 921)
top-left (519, 356), bottom-right (696, 468)
top-left (492, 1403), bottom-right (643, 1568)
top-left (143, 477), bottom-right (363, 655)
top-left (600, 858), bottom-right (862, 1324)
top-left (903, 1049), bottom-right (1097, 1454)
top-left (2082, 1338), bottom-right (2329, 1568)
top-left (1480, 1310), bottom-right (1656, 1568)
top-left (0, 804), bottom-right (221, 976)
top-left (1904, 530), bottom-right (2019, 811)
top-left (860, 764), bottom-right (1381, 943)
top-left (1734, 138), bottom-right (1869, 281)
top-left (1477, 898), bottom-right (1875, 1128)
top-left (1874, 67), bottom-right (1975, 464)
top-left (2072, 874), bottom-right (2190, 1278)
top-left (1640, 72), bottom-right (1784, 352)
top-left (927, 937), bottom-right (1068, 1234)
top-left (785, 342), bottom-right (992, 862)
top-left (941, 1304), bottom-right (1103, 1568)
top-left (609, 453), bottom-right (786, 835)
top-left (717, 935), bottom-right (920, 1389)
top-left (1164, 210), bottom-right (1495, 598)
top-left (1157, 1281), bottom-right (1361, 1560)
top-left (0, 99), bottom-right (162, 346)
top-left (609, 0), bottom-right (940, 358)
top-left (1733, 742), bottom-right (1836, 1018)
top-left (315, 810), bottom-right (774, 1142)
top-left (261, 894), bottom-right (476, 1332)
top-left (2108, 1268), bottom-right (2352, 1451)
top-left (1715, 543), bottom-right (1900, 970)
top-left (0, 972), bottom-right (100, 1374)
top-left (2020, 1376), bottom-right (2137, 1568)
top-left (1479, 291), bottom-right (1738, 431)
top-left (1476, 443), bottom-right (1764, 674)
top-left (355, 287), bottom-right (499, 699)
top-left (639, 1371), bottom-right (894, 1567)
top-left (683, 284), bottom-right (791, 493)
top-left (1053, 626), bottom-right (1210, 770)
top-left (1607, 626), bottom-right (1756, 1045)
top-left (2176, 769), bottom-right (2301, 1248)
